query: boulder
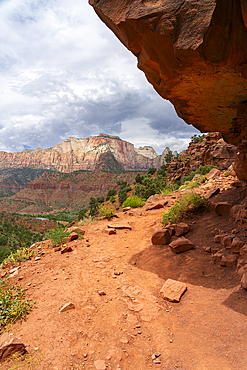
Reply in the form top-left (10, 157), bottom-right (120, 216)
top-left (0, 333), bottom-right (26, 361)
top-left (169, 238), bottom-right (194, 254)
top-left (240, 245), bottom-right (247, 260)
top-left (222, 235), bottom-right (234, 249)
top-left (151, 229), bottom-right (171, 245)
top-left (214, 234), bottom-right (222, 243)
top-left (67, 232), bottom-right (79, 242)
top-left (89, 0), bottom-right (247, 181)
top-left (144, 201), bottom-right (167, 211)
top-left (230, 205), bottom-right (247, 223)
top-left (164, 224), bottom-right (175, 236)
top-left (160, 278), bottom-right (187, 303)
top-left (215, 202), bottom-right (234, 216)
top-left (231, 238), bottom-right (245, 253)
top-left (241, 273), bottom-right (247, 290)
top-left (212, 250), bottom-right (224, 262)
top-left (174, 223), bottom-right (190, 237)
top-left (220, 255), bottom-right (237, 267)
top-left (204, 188), bottom-right (220, 200)
top-left (206, 169), bottom-right (221, 180)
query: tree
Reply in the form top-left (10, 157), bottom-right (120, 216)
top-left (147, 167), bottom-right (156, 175)
top-left (164, 150), bottom-right (174, 163)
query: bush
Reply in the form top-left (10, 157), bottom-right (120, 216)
top-left (122, 196), bottom-right (146, 208)
top-left (47, 227), bottom-right (70, 246)
top-left (147, 168), bottom-right (156, 175)
top-left (162, 192), bottom-right (208, 226)
top-left (182, 165), bottom-right (218, 183)
top-left (190, 134), bottom-right (206, 143)
top-left (107, 189), bottom-right (117, 197)
top-left (1, 248), bottom-right (34, 266)
top-left (224, 171), bottom-right (230, 177)
top-left (78, 209), bottom-right (88, 221)
top-left (134, 173), bottom-right (167, 199)
top-left (0, 278), bottom-right (34, 332)
top-left (99, 204), bottom-right (115, 219)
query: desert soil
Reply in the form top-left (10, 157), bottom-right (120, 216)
top-left (2, 177), bottom-right (247, 370)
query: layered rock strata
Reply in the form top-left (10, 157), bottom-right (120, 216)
top-left (89, 0), bottom-right (247, 179)
top-left (0, 134), bottom-right (169, 173)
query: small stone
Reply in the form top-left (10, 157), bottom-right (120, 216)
top-left (212, 250), bottom-right (224, 262)
top-left (108, 223), bottom-right (131, 230)
top-left (240, 245), bottom-right (247, 261)
top-left (160, 278), bottom-right (187, 302)
top-left (94, 359), bottom-right (106, 370)
top-left (120, 337), bottom-right (129, 344)
top-left (59, 302), bottom-right (75, 313)
top-left (204, 246), bottom-right (211, 253)
top-left (35, 257), bottom-right (41, 261)
top-left (105, 228), bottom-right (116, 235)
top-left (153, 359), bottom-right (161, 364)
top-left (54, 247), bottom-right (61, 252)
top-left (214, 235), bottom-right (222, 243)
top-left (61, 246), bottom-right (73, 254)
top-left (170, 339), bottom-right (173, 343)
top-left (98, 290), bottom-right (106, 296)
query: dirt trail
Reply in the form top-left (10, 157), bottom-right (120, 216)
top-left (2, 180), bottom-right (247, 370)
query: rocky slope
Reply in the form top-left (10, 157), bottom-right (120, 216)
top-left (0, 171), bottom-right (143, 214)
top-left (167, 132), bottom-right (237, 182)
top-left (0, 134), bottom-right (169, 173)
top-left (89, 0), bottom-right (247, 179)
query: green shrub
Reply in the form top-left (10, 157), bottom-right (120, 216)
top-left (182, 165), bottom-right (218, 183)
top-left (224, 171), bottom-right (230, 177)
top-left (0, 278), bottom-right (34, 332)
top-left (99, 204), bottom-right (115, 219)
top-left (78, 209), bottom-right (88, 221)
top-left (110, 196), bottom-right (116, 203)
top-left (1, 248), bottom-right (34, 266)
top-left (47, 227), bottom-right (70, 246)
top-left (122, 196), bottom-right (146, 208)
top-left (147, 168), bottom-right (156, 175)
top-left (190, 134), bottom-right (206, 143)
top-left (162, 192), bottom-right (208, 226)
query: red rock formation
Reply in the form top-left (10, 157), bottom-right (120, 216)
top-left (167, 132), bottom-right (237, 182)
top-left (0, 134), bottom-right (166, 173)
top-left (89, 0), bottom-right (247, 179)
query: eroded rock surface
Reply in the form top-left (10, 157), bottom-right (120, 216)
top-left (89, 0), bottom-right (247, 178)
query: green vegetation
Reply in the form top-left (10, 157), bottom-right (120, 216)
top-left (134, 172), bottom-right (167, 199)
top-left (98, 204), bottom-right (115, 219)
top-left (147, 167), bottom-right (156, 175)
top-left (106, 189), bottom-right (117, 201)
top-left (224, 170), bottom-right (230, 177)
top-left (2, 248), bottom-right (34, 266)
top-left (190, 134), bottom-right (206, 143)
top-left (164, 150), bottom-right (174, 163)
top-left (78, 208), bottom-right (88, 221)
top-left (117, 181), bottom-right (132, 205)
top-left (0, 278), bottom-right (34, 332)
top-left (0, 212), bottom-right (44, 263)
top-left (47, 226), bottom-right (70, 246)
top-left (162, 192), bottom-right (208, 226)
top-left (122, 196), bottom-right (146, 208)
top-left (182, 165), bottom-right (218, 183)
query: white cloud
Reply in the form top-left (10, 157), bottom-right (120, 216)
top-left (0, 0), bottom-right (199, 153)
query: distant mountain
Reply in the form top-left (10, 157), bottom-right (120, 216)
top-left (0, 134), bottom-right (170, 173)
top-left (0, 168), bottom-right (55, 198)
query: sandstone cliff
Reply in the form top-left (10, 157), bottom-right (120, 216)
top-left (167, 133), bottom-right (237, 182)
top-left (0, 134), bottom-right (169, 173)
top-left (89, 0), bottom-right (247, 179)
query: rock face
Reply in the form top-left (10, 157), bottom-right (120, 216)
top-left (167, 132), bottom-right (237, 182)
top-left (0, 134), bottom-right (170, 173)
top-left (89, 0), bottom-right (247, 179)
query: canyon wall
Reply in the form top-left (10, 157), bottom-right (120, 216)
top-left (0, 134), bottom-right (168, 173)
top-left (89, 0), bottom-right (247, 179)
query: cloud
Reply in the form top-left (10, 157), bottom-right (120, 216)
top-left (0, 0), bottom-right (200, 154)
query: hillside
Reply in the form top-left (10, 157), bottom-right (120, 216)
top-left (0, 134), bottom-right (169, 173)
top-left (0, 168), bottom-right (56, 198)
top-left (1, 170), bottom-right (247, 369)
top-left (0, 171), bottom-right (146, 214)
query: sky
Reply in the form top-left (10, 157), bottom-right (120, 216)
top-left (0, 0), bottom-right (200, 155)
